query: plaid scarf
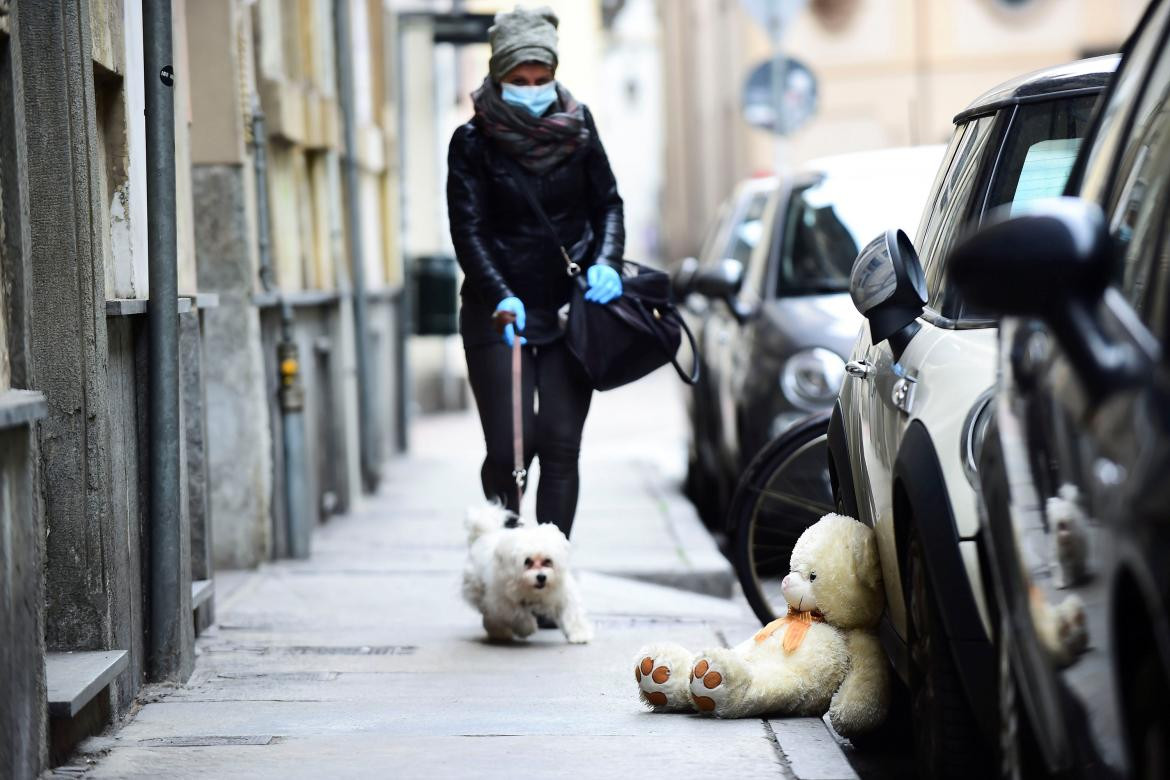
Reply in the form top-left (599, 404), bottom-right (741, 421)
top-left (471, 76), bottom-right (590, 175)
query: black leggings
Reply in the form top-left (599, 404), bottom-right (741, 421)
top-left (464, 338), bottom-right (593, 537)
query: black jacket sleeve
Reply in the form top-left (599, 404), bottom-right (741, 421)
top-left (447, 125), bottom-right (514, 304)
top-left (584, 109), bottom-right (626, 270)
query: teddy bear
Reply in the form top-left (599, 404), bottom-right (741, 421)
top-left (632, 513), bottom-right (889, 737)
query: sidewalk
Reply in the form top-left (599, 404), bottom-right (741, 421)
top-left (74, 370), bottom-right (860, 779)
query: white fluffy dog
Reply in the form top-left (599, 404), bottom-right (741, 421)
top-left (462, 504), bottom-right (593, 644)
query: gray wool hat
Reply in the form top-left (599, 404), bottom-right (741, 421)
top-left (488, 6), bottom-right (559, 82)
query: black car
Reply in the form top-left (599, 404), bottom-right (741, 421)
top-left (679, 148), bottom-right (939, 528)
top-left (676, 176), bottom-right (776, 526)
top-left (950, 2), bottom-right (1170, 777)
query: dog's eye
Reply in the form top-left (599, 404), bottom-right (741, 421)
top-left (809, 572), bottom-right (817, 581)
top-left (545, 560), bottom-right (553, 568)
top-left (524, 558), bottom-right (533, 567)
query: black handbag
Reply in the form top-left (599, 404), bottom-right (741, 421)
top-left (502, 158), bottom-right (700, 391)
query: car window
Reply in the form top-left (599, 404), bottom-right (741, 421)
top-left (1074, 1), bottom-right (1170, 205)
top-left (1008, 138), bottom-right (1083, 212)
top-left (741, 188), bottom-right (782, 304)
top-left (1102, 44), bottom-right (1170, 330)
top-left (697, 200), bottom-right (733, 267)
top-left (775, 180), bottom-right (855, 296)
top-left (919, 115), bottom-right (997, 312)
top-left (945, 96), bottom-right (1100, 319)
top-left (726, 190), bottom-right (770, 266)
top-left (774, 163), bottom-right (933, 297)
top-left (988, 97), bottom-right (1099, 214)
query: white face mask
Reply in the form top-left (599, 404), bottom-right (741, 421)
top-left (501, 82), bottom-right (558, 117)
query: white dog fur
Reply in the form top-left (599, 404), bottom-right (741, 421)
top-left (633, 514), bottom-right (889, 737)
top-left (462, 504), bottom-right (593, 644)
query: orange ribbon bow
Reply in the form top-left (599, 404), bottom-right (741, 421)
top-left (754, 606), bottom-right (826, 653)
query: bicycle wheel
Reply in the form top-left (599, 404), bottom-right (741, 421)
top-left (731, 414), bottom-right (835, 625)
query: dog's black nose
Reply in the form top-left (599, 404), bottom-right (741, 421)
top-left (536, 573), bottom-right (547, 584)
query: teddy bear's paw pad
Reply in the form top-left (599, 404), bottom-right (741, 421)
top-left (689, 656), bottom-right (734, 714)
top-left (636, 656), bottom-right (683, 710)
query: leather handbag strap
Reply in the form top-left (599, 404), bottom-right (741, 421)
top-left (631, 300), bottom-right (702, 385)
top-left (499, 154), bottom-right (581, 277)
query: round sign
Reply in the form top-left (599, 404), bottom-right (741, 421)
top-left (741, 57), bottom-right (818, 136)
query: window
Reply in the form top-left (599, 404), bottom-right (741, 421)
top-left (771, 160), bottom-right (933, 298)
top-left (725, 190), bottom-right (770, 266)
top-left (697, 200), bottom-right (732, 267)
top-left (1008, 138), bottom-right (1083, 213)
top-left (741, 190), bottom-right (781, 304)
top-left (921, 95), bottom-right (1098, 321)
top-left (774, 181), bottom-right (858, 296)
top-left (918, 115), bottom-right (997, 312)
top-left (986, 96), bottom-right (1099, 214)
top-left (1101, 45), bottom-right (1170, 331)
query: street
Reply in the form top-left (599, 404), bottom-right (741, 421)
top-left (4, 3), bottom-right (1160, 779)
top-left (62, 371), bottom-right (879, 780)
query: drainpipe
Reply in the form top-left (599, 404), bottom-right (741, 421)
top-left (143, 0), bottom-right (183, 680)
top-left (251, 96), bottom-right (311, 560)
top-left (335, 0), bottom-right (380, 491)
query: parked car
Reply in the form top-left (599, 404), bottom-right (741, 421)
top-left (676, 176), bottom-right (776, 526)
top-left (948, 5), bottom-right (1170, 777)
top-left (680, 148), bottom-right (942, 528)
top-left (828, 55), bottom-right (1118, 777)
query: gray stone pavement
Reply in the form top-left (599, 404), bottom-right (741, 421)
top-left (71, 369), bottom-right (862, 779)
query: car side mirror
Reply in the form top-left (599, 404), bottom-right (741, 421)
top-left (693, 258), bottom-right (745, 302)
top-left (948, 197), bottom-right (1133, 399)
top-left (849, 229), bottom-right (925, 359)
top-left (672, 256), bottom-right (700, 299)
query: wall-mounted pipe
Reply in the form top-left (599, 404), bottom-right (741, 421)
top-left (251, 96), bottom-right (311, 560)
top-left (142, 0), bottom-right (183, 681)
top-left (335, 0), bottom-right (380, 491)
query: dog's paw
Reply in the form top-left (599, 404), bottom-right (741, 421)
top-left (563, 619), bottom-right (593, 644)
top-left (689, 649), bottom-right (749, 717)
top-left (510, 612), bottom-right (538, 639)
top-left (634, 644), bottom-right (693, 712)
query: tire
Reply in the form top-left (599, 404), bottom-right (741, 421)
top-left (730, 414), bottom-right (834, 625)
top-left (906, 526), bottom-right (990, 778)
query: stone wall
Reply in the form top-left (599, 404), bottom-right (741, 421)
top-left (192, 164), bottom-right (273, 569)
top-left (0, 423), bottom-right (47, 780)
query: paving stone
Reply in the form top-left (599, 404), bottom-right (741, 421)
top-left (81, 369), bottom-right (859, 778)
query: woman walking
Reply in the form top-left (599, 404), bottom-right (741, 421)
top-left (447, 6), bottom-right (625, 538)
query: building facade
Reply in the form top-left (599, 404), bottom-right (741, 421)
top-left (657, 0), bottom-right (1147, 263)
top-left (0, 1), bottom-right (408, 776)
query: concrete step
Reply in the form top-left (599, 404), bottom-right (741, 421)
top-left (46, 650), bottom-right (128, 765)
top-left (191, 579), bottom-right (214, 610)
top-left (46, 650), bottom-right (128, 719)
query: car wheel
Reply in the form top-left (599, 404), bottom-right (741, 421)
top-left (906, 526), bottom-right (989, 778)
top-left (730, 415), bottom-right (834, 625)
top-left (1125, 641), bottom-right (1170, 780)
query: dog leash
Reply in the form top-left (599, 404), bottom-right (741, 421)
top-left (511, 333), bottom-right (526, 507)
top-left (491, 307), bottom-right (527, 509)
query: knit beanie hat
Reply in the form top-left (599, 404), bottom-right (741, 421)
top-left (488, 6), bottom-right (559, 82)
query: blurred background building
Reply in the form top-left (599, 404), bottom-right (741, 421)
top-left (658, 0), bottom-right (1146, 263)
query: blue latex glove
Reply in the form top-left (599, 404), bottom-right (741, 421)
top-left (495, 296), bottom-right (527, 347)
top-left (584, 264), bottom-right (622, 304)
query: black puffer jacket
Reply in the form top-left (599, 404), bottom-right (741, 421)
top-left (447, 107), bottom-right (625, 346)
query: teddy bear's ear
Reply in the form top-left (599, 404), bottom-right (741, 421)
top-left (850, 524), bottom-right (882, 591)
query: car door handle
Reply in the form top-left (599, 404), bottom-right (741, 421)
top-left (845, 360), bottom-right (874, 380)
